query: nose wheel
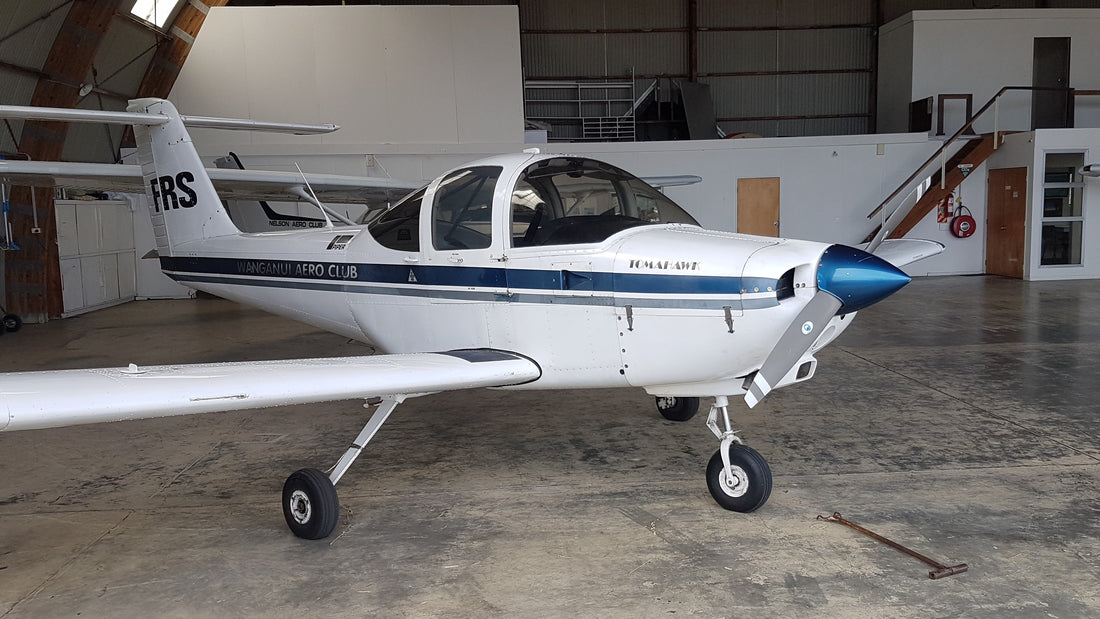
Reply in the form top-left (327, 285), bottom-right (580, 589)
top-left (706, 443), bottom-right (771, 512)
top-left (703, 396), bottom-right (772, 512)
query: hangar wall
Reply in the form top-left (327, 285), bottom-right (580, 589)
top-left (878, 9), bottom-right (1100, 135)
top-left (169, 5), bottom-right (524, 154)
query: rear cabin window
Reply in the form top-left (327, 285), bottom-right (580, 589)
top-left (368, 186), bottom-right (426, 252)
top-left (510, 158), bottom-right (699, 247)
top-left (432, 166), bottom-right (501, 251)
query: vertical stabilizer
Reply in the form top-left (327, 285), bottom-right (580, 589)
top-left (127, 98), bottom-right (240, 256)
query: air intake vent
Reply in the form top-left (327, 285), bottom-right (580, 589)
top-left (776, 268), bottom-right (795, 301)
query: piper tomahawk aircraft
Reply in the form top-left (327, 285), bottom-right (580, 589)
top-left (0, 99), bottom-right (942, 540)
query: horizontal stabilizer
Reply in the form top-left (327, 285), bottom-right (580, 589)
top-left (0, 350), bottom-right (540, 432)
top-left (0, 160), bottom-right (420, 205)
top-left (0, 102), bottom-right (338, 135)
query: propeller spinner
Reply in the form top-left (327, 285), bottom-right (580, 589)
top-left (744, 245), bottom-right (910, 407)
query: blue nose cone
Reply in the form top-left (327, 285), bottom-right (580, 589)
top-left (816, 244), bottom-right (911, 314)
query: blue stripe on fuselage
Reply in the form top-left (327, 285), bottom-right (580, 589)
top-left (159, 256), bottom-right (777, 299)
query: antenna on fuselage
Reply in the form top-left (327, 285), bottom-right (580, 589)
top-left (293, 162), bottom-right (335, 229)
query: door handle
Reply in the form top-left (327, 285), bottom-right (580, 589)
top-left (448, 255), bottom-right (464, 264)
top-left (403, 256), bottom-right (419, 263)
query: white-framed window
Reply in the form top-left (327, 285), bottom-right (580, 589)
top-left (130, 0), bottom-right (185, 29)
top-left (1041, 152), bottom-right (1086, 266)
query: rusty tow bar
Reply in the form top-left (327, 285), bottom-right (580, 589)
top-left (817, 512), bottom-right (968, 580)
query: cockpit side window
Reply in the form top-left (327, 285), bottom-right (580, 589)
top-left (432, 166), bottom-right (501, 251)
top-left (368, 186), bottom-right (426, 252)
top-left (511, 158), bottom-right (699, 247)
top-left (510, 178), bottom-right (553, 247)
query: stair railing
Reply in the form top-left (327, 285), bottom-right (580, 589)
top-left (865, 86), bottom-right (1078, 251)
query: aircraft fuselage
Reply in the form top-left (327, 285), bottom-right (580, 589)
top-left (163, 221), bottom-right (852, 397)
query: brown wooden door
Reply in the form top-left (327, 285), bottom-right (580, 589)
top-left (986, 167), bottom-right (1028, 278)
top-left (737, 177), bottom-right (780, 237)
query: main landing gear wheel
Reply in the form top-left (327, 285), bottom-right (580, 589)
top-left (282, 468), bottom-right (340, 540)
top-left (1, 314), bottom-right (19, 333)
top-left (281, 397), bottom-right (405, 539)
top-left (655, 396), bottom-right (699, 421)
top-left (706, 444), bottom-right (772, 513)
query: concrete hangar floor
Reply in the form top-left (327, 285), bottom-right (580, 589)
top-left (0, 275), bottom-right (1097, 617)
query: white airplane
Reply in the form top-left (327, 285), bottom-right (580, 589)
top-left (0, 99), bottom-right (942, 540)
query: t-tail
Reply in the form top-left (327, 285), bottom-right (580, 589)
top-left (129, 99), bottom-right (239, 256)
top-left (0, 98), bottom-right (339, 258)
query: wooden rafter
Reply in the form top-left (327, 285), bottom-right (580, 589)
top-left (6, 0), bottom-right (126, 321)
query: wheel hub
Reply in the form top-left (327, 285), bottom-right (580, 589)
top-left (289, 489), bottom-right (312, 524)
top-left (719, 465), bottom-right (749, 498)
top-left (656, 396), bottom-right (676, 410)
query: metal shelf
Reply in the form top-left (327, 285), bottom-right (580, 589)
top-left (524, 78), bottom-right (637, 142)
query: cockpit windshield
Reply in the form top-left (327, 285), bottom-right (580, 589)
top-left (511, 157), bottom-right (699, 247)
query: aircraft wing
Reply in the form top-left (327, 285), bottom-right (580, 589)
top-left (206, 168), bottom-right (420, 204)
top-left (0, 160), bottom-right (146, 194)
top-left (0, 349), bottom-right (540, 432)
top-left (0, 160), bottom-right (421, 204)
top-left (861, 238), bottom-right (945, 268)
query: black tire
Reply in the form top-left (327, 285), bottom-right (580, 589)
top-left (2, 314), bottom-right (21, 333)
top-left (655, 396), bottom-right (699, 422)
top-left (282, 468), bottom-right (340, 540)
top-left (706, 444), bottom-right (772, 513)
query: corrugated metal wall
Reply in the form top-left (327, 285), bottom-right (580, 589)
top-left (0, 0), bottom-right (71, 156)
top-left (519, 0), bottom-right (877, 139)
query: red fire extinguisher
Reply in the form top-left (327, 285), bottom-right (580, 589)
top-left (950, 204), bottom-right (976, 238)
top-left (937, 192), bottom-right (953, 223)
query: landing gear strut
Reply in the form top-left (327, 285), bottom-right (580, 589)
top-left (703, 396), bottom-right (772, 512)
top-left (282, 395), bottom-right (405, 539)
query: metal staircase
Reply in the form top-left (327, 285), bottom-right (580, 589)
top-left (885, 132), bottom-right (1004, 240)
top-left (864, 86), bottom-right (1087, 248)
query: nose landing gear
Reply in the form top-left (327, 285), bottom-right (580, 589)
top-left (703, 396), bottom-right (772, 512)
